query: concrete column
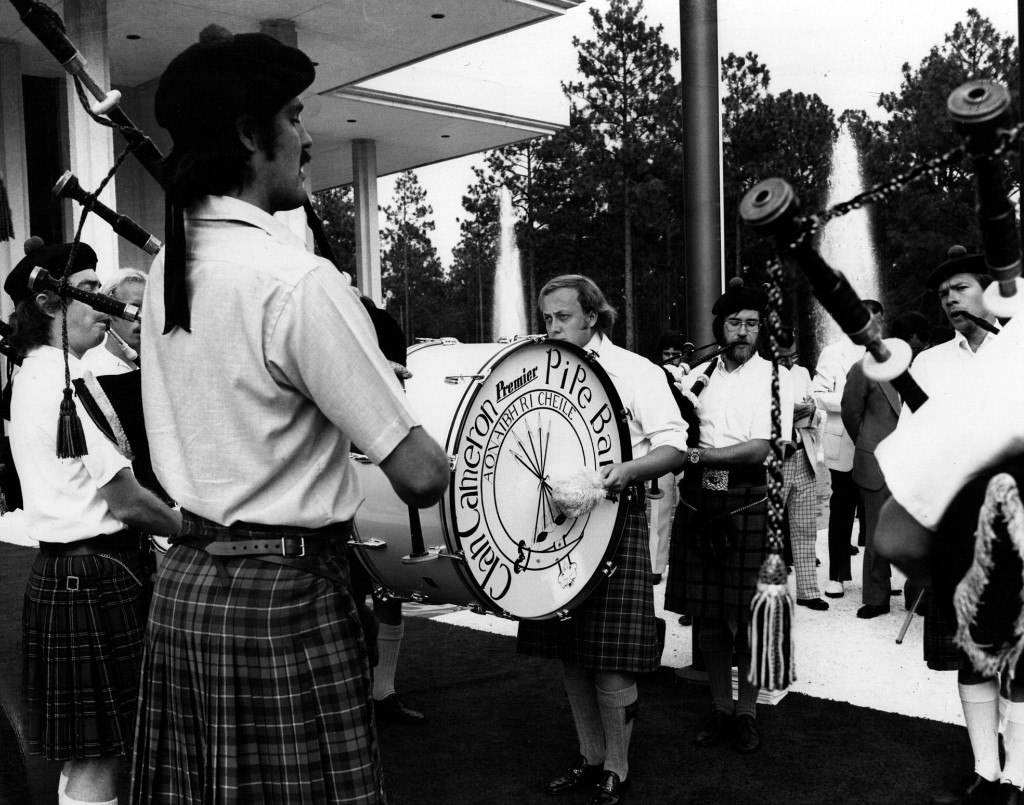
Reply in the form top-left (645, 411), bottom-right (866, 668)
top-left (352, 139), bottom-right (381, 304)
top-left (0, 41), bottom-right (30, 323)
top-left (679, 0), bottom-right (724, 346)
top-left (63, 0), bottom-right (119, 280)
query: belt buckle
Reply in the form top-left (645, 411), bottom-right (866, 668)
top-left (65, 575), bottom-right (80, 591)
top-left (702, 468), bottom-right (729, 492)
top-left (282, 537), bottom-right (306, 558)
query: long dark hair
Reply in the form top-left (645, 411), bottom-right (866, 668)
top-left (161, 114), bottom-right (278, 207)
top-left (7, 294), bottom-right (58, 353)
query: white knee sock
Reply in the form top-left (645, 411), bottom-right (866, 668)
top-left (960, 679), bottom-right (1001, 781)
top-left (58, 772), bottom-right (69, 796)
top-left (1001, 700), bottom-right (1024, 789)
top-left (596, 682), bottom-right (638, 781)
top-left (59, 794), bottom-right (117, 805)
top-left (372, 621), bottom-right (403, 700)
top-left (564, 666), bottom-right (604, 766)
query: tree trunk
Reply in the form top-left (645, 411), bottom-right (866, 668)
top-left (623, 179), bottom-right (635, 351)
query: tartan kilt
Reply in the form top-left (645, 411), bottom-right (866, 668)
top-left (664, 483), bottom-right (768, 625)
top-left (131, 543), bottom-right (385, 805)
top-left (22, 548), bottom-right (149, 761)
top-left (923, 591), bottom-right (967, 672)
top-left (516, 502), bottom-right (659, 673)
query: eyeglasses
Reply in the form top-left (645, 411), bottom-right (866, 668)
top-left (724, 318), bottom-right (761, 331)
top-left (662, 351), bottom-right (682, 360)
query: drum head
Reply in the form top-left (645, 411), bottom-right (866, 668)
top-left (444, 338), bottom-right (632, 620)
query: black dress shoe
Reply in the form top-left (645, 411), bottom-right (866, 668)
top-left (998, 784), bottom-right (1023, 805)
top-left (678, 614), bottom-right (693, 626)
top-left (588, 771), bottom-right (630, 805)
top-left (856, 604), bottom-right (890, 619)
top-left (732, 714), bottom-right (761, 753)
top-left (374, 694), bottom-right (426, 725)
top-left (930, 773), bottom-right (1001, 805)
top-left (694, 708), bottom-right (732, 747)
top-left (545, 755), bottom-right (604, 795)
top-left (796, 597), bottom-right (829, 611)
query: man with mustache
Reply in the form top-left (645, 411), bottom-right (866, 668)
top-left (909, 246), bottom-right (999, 403)
top-left (891, 247), bottom-right (1002, 805)
top-left (665, 278), bottom-right (793, 754)
top-left (133, 26), bottom-right (449, 804)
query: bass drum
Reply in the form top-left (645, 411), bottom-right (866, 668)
top-left (352, 337), bottom-right (632, 620)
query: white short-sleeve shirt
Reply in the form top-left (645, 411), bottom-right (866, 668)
top-left (584, 333), bottom-right (688, 457)
top-left (141, 196), bottom-right (419, 527)
top-left (878, 319), bottom-right (1022, 529)
top-left (9, 346), bottom-right (132, 543)
top-left (692, 353), bottom-right (794, 450)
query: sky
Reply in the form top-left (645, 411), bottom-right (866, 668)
top-left (377, 0), bottom-right (1020, 270)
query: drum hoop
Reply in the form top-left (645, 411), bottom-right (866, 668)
top-left (442, 337), bottom-right (634, 620)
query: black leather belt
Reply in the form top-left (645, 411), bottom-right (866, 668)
top-left (172, 510), bottom-right (353, 586)
top-left (683, 464), bottom-right (766, 491)
top-left (39, 529), bottom-right (143, 557)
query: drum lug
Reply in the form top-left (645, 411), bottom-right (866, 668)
top-left (600, 561), bottom-right (618, 578)
top-left (444, 372), bottom-right (488, 385)
top-left (349, 453), bottom-right (371, 464)
top-left (433, 547), bottom-right (465, 564)
top-left (556, 609), bottom-right (572, 621)
top-left (408, 591), bottom-right (427, 603)
top-left (348, 538), bottom-right (386, 549)
top-left (468, 603), bottom-right (488, 615)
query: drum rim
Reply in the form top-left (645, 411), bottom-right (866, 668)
top-left (442, 337), bottom-right (633, 621)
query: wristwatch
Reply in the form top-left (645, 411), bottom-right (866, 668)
top-left (687, 448), bottom-right (702, 465)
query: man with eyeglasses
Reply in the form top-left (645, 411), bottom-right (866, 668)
top-left (665, 278), bottom-right (793, 754)
top-left (811, 299), bottom-right (883, 600)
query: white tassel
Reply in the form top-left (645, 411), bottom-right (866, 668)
top-left (747, 553), bottom-right (796, 691)
top-left (550, 468), bottom-right (605, 518)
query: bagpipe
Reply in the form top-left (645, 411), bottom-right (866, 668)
top-left (735, 77), bottom-right (1021, 690)
top-left (6, 0), bottom-right (360, 464)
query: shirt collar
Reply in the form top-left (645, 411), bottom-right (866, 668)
top-left (954, 329), bottom-right (994, 354)
top-left (716, 350), bottom-right (763, 375)
top-left (584, 332), bottom-right (606, 355)
top-left (188, 196), bottom-right (307, 251)
top-left (24, 345), bottom-right (82, 370)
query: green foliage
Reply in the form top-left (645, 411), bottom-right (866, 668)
top-left (310, 185), bottom-right (356, 276)
top-left (380, 172), bottom-right (448, 342)
top-left (721, 51), bottom-right (837, 362)
top-left (851, 8), bottom-right (1020, 327)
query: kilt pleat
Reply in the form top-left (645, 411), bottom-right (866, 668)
top-left (131, 545), bottom-right (385, 805)
top-left (22, 549), bottom-right (149, 761)
top-left (516, 503), bottom-right (659, 673)
top-left (924, 593), bottom-right (967, 672)
top-left (664, 483), bottom-right (768, 625)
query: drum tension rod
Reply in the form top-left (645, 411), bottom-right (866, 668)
top-left (401, 507), bottom-right (439, 565)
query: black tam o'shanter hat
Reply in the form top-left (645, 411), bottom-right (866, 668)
top-left (154, 25), bottom-right (316, 333)
top-left (926, 244), bottom-right (989, 290)
top-left (712, 276), bottom-right (768, 317)
top-left (4, 238), bottom-right (97, 305)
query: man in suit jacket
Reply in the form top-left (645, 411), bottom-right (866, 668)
top-left (811, 299), bottom-right (882, 599)
top-left (841, 312), bottom-right (931, 619)
top-left (841, 358), bottom-right (901, 618)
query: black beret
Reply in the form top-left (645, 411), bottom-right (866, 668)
top-left (5, 241), bottom-right (98, 305)
top-left (926, 245), bottom-right (988, 290)
top-left (712, 277), bottom-right (768, 317)
top-left (155, 25), bottom-right (315, 147)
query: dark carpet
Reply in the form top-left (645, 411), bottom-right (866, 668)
top-left (0, 542), bottom-right (972, 805)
